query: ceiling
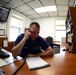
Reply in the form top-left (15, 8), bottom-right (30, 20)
top-left (0, 0), bottom-right (75, 19)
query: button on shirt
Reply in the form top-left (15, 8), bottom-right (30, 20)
top-left (14, 34), bottom-right (49, 58)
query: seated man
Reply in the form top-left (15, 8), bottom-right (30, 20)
top-left (11, 22), bottom-right (54, 58)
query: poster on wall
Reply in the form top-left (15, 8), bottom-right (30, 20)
top-left (0, 29), bottom-right (5, 36)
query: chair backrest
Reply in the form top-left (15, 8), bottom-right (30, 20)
top-left (46, 36), bottom-right (53, 48)
top-left (46, 36), bottom-right (53, 44)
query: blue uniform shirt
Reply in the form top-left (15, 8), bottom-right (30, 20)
top-left (14, 33), bottom-right (49, 58)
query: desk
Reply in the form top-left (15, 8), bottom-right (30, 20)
top-left (1, 50), bottom-right (76, 75)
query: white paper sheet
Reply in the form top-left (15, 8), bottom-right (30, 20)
top-left (26, 56), bottom-right (50, 70)
top-left (0, 59), bottom-right (8, 67)
top-left (0, 56), bottom-right (22, 67)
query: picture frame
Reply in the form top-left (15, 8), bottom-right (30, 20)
top-left (0, 29), bottom-right (5, 36)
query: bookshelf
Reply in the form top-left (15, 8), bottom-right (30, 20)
top-left (65, 7), bottom-right (76, 53)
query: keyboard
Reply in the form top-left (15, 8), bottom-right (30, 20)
top-left (0, 48), bottom-right (10, 58)
top-left (0, 68), bottom-right (6, 75)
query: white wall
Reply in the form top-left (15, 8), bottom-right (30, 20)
top-left (32, 18), bottom-right (55, 39)
top-left (23, 17), bottom-right (32, 29)
top-left (32, 17), bottom-right (66, 40)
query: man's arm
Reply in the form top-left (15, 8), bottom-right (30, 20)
top-left (11, 30), bottom-right (31, 58)
top-left (28, 46), bottom-right (54, 57)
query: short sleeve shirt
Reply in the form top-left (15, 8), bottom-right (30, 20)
top-left (14, 33), bottom-right (49, 58)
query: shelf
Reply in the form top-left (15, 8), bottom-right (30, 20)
top-left (66, 7), bottom-right (76, 53)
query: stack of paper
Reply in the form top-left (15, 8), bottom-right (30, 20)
top-left (0, 59), bottom-right (8, 67)
top-left (26, 56), bottom-right (50, 70)
top-left (0, 56), bottom-right (22, 67)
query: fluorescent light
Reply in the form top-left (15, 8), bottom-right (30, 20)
top-left (34, 5), bottom-right (57, 13)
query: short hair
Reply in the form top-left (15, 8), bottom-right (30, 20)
top-left (29, 22), bottom-right (40, 28)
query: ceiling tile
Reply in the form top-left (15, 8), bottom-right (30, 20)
top-left (0, 0), bottom-right (6, 5)
top-left (69, 0), bottom-right (74, 6)
top-left (25, 9), bottom-right (36, 15)
top-left (27, 0), bottom-right (42, 9)
top-left (31, 14), bottom-right (41, 18)
top-left (56, 0), bottom-right (68, 5)
top-left (0, 0), bottom-right (72, 19)
top-left (39, 13), bottom-right (49, 17)
top-left (15, 8), bottom-right (23, 13)
top-left (58, 12), bottom-right (67, 17)
top-left (18, 4), bottom-right (31, 11)
top-left (9, 0), bottom-right (24, 7)
top-left (48, 12), bottom-right (57, 17)
top-left (0, 0), bottom-right (10, 3)
top-left (22, 0), bottom-right (35, 3)
top-left (6, 4), bottom-right (16, 9)
top-left (57, 6), bottom-right (68, 12)
top-left (27, 15), bottom-right (34, 19)
top-left (22, 11), bottom-right (29, 15)
top-left (40, 0), bottom-right (55, 6)
top-left (0, 4), bottom-right (2, 6)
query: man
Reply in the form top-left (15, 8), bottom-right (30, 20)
top-left (11, 22), bottom-right (54, 58)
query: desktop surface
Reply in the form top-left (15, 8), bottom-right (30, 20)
top-left (1, 50), bottom-right (76, 75)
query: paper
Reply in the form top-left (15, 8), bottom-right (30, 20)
top-left (26, 56), bottom-right (50, 70)
top-left (0, 56), bottom-right (22, 67)
top-left (3, 40), bottom-right (8, 47)
top-left (0, 59), bottom-right (8, 67)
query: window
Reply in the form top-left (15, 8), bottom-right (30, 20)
top-left (55, 20), bottom-right (66, 41)
top-left (9, 15), bottom-right (23, 41)
top-left (55, 30), bottom-right (66, 41)
top-left (55, 20), bottom-right (65, 25)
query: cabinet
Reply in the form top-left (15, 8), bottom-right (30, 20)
top-left (66, 7), bottom-right (76, 53)
top-left (0, 37), bottom-right (14, 51)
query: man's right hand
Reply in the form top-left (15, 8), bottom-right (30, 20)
top-left (24, 30), bottom-right (31, 40)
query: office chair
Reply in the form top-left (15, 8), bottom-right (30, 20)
top-left (46, 36), bottom-right (60, 54)
top-left (46, 36), bottom-right (53, 48)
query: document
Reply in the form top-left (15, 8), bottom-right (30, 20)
top-left (26, 56), bottom-right (50, 70)
top-left (0, 56), bottom-right (22, 67)
top-left (0, 59), bottom-right (8, 67)
top-left (3, 40), bottom-right (8, 47)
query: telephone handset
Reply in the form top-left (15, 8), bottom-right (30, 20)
top-left (25, 28), bottom-right (30, 31)
top-left (24, 28), bottom-right (31, 33)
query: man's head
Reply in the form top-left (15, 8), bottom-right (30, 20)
top-left (29, 22), bottom-right (40, 40)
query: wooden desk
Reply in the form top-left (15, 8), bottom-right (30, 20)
top-left (1, 50), bottom-right (76, 75)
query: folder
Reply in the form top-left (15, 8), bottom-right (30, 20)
top-left (26, 56), bottom-right (50, 70)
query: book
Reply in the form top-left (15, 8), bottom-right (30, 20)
top-left (26, 56), bottom-right (50, 70)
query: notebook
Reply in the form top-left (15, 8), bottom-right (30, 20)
top-left (26, 56), bottom-right (50, 70)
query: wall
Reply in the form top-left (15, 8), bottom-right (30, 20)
top-left (24, 17), bottom-right (32, 28)
top-left (32, 18), bottom-right (55, 39)
top-left (32, 17), bottom-right (66, 41)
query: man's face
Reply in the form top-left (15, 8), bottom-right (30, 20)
top-left (30, 24), bottom-right (40, 40)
